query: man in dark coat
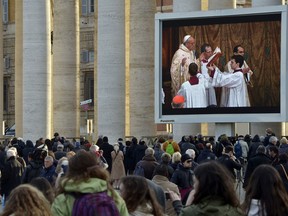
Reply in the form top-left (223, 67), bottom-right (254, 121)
top-left (1, 149), bottom-right (24, 199)
top-left (41, 156), bottom-right (56, 185)
top-left (217, 145), bottom-right (242, 180)
top-left (243, 145), bottom-right (271, 189)
top-left (135, 148), bottom-right (159, 180)
top-left (99, 136), bottom-right (114, 172)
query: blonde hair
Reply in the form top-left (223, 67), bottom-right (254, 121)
top-left (172, 152), bottom-right (182, 163)
top-left (280, 137), bottom-right (288, 145)
top-left (66, 151), bottom-right (76, 159)
top-left (1, 184), bottom-right (51, 216)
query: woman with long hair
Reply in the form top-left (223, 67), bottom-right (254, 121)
top-left (119, 176), bottom-right (164, 216)
top-left (51, 149), bottom-right (128, 215)
top-left (1, 184), bottom-right (52, 216)
top-left (169, 161), bottom-right (244, 216)
top-left (242, 164), bottom-right (288, 216)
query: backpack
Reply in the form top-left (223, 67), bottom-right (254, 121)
top-left (72, 191), bottom-right (120, 216)
top-left (134, 163), bottom-right (145, 177)
top-left (166, 142), bottom-right (175, 155)
top-left (234, 141), bottom-right (242, 159)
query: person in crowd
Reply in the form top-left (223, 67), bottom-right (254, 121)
top-left (54, 157), bottom-right (69, 189)
top-left (263, 128), bottom-right (274, 146)
top-left (22, 144), bottom-right (47, 183)
top-left (111, 143), bottom-right (126, 189)
top-left (134, 147), bottom-right (159, 180)
top-left (30, 177), bottom-right (55, 204)
top-left (198, 43), bottom-right (217, 106)
top-left (1, 184), bottom-right (52, 216)
top-left (171, 154), bottom-right (194, 201)
top-left (170, 35), bottom-right (197, 97)
top-left (51, 150), bottom-right (128, 215)
top-left (89, 144), bottom-right (108, 170)
top-left (242, 165), bottom-right (288, 216)
top-left (208, 55), bottom-right (249, 107)
top-left (100, 136), bottom-right (114, 173)
top-left (278, 137), bottom-right (288, 155)
top-left (266, 136), bottom-right (278, 152)
top-left (180, 136), bottom-right (198, 158)
top-left (275, 153), bottom-right (288, 193)
top-left (237, 135), bottom-right (249, 160)
top-left (217, 145), bottom-right (242, 181)
top-left (22, 140), bottom-right (35, 164)
top-left (247, 134), bottom-right (262, 160)
top-left (185, 149), bottom-right (199, 171)
top-left (1, 149), bottom-right (24, 200)
top-left (54, 143), bottom-right (67, 160)
top-left (197, 142), bottom-right (216, 164)
top-left (169, 161), bottom-right (244, 216)
top-left (152, 164), bottom-right (180, 216)
top-left (177, 63), bottom-right (208, 108)
top-left (117, 138), bottom-right (125, 153)
top-left (154, 142), bottom-right (165, 164)
top-left (124, 140), bottom-right (134, 175)
top-left (40, 155), bottom-right (56, 185)
top-left (243, 145), bottom-right (271, 189)
top-left (162, 134), bottom-right (180, 156)
top-left (171, 152), bottom-right (182, 171)
top-left (119, 176), bottom-right (164, 216)
top-left (159, 152), bottom-right (174, 179)
top-left (8, 146), bottom-right (26, 169)
top-left (134, 139), bottom-right (148, 164)
top-left (125, 138), bottom-right (138, 175)
top-left (268, 145), bottom-right (280, 166)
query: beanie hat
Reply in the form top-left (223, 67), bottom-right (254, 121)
top-left (181, 153), bottom-right (192, 163)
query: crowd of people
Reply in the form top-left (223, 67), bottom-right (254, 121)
top-left (0, 128), bottom-right (288, 215)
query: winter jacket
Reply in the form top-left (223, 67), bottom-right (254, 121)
top-left (22, 160), bottom-right (43, 183)
top-left (243, 153), bottom-right (271, 188)
top-left (171, 163), bottom-right (193, 190)
top-left (51, 178), bottom-right (129, 216)
top-left (136, 155), bottom-right (159, 180)
top-left (179, 196), bottom-right (244, 216)
top-left (1, 156), bottom-right (24, 197)
top-left (217, 154), bottom-right (242, 179)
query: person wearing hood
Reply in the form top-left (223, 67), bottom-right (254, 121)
top-left (1, 149), bottom-right (24, 200)
top-left (51, 150), bottom-right (128, 215)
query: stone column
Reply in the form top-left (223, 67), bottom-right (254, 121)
top-left (127, 0), bottom-right (156, 138)
top-left (172, 0), bottom-right (205, 140)
top-left (249, 0), bottom-right (282, 138)
top-left (173, 0), bottom-right (201, 12)
top-left (250, 123), bottom-right (282, 138)
top-left (252, 0), bottom-right (282, 7)
top-left (53, 0), bottom-right (80, 138)
top-left (96, 0), bottom-right (125, 143)
top-left (15, 0), bottom-right (52, 141)
top-left (208, 0), bottom-right (236, 9)
top-left (0, 3), bottom-right (3, 136)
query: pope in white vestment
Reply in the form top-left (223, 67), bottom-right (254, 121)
top-left (170, 35), bottom-right (197, 97)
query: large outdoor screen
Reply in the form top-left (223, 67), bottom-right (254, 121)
top-left (155, 5), bottom-right (288, 123)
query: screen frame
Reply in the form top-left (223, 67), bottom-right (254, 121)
top-left (155, 5), bottom-right (288, 123)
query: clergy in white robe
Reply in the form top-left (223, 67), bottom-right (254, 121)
top-left (177, 63), bottom-right (208, 108)
top-left (211, 55), bottom-right (248, 107)
top-left (221, 45), bottom-right (253, 107)
top-left (199, 44), bottom-right (217, 106)
top-left (170, 35), bottom-right (197, 97)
